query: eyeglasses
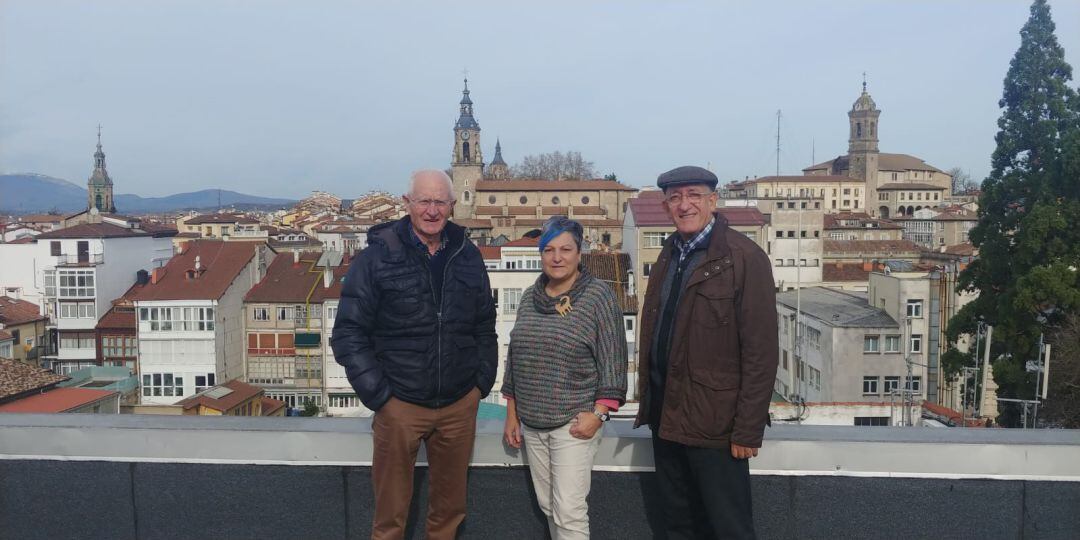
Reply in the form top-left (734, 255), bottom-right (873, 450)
top-left (409, 198), bottom-right (453, 210)
top-left (664, 192), bottom-right (712, 206)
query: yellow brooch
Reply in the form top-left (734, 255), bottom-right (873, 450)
top-left (555, 295), bottom-right (573, 317)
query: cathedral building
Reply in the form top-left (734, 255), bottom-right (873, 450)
top-left (447, 80), bottom-right (637, 247)
top-left (87, 127), bottom-right (116, 214)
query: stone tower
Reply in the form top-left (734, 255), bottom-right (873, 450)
top-left (847, 80), bottom-right (881, 215)
top-left (87, 126), bottom-right (116, 213)
top-left (451, 79), bottom-right (484, 218)
top-left (487, 139), bottom-right (510, 180)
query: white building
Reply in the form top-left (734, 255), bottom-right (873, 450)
top-left (6, 219), bottom-right (176, 373)
top-left (130, 240), bottom-right (271, 405)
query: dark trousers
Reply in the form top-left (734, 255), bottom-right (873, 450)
top-left (371, 388), bottom-right (481, 540)
top-left (652, 432), bottom-right (755, 540)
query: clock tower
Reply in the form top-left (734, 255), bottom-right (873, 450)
top-left (451, 78), bottom-right (483, 218)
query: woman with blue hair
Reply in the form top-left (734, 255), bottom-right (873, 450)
top-left (502, 216), bottom-right (628, 539)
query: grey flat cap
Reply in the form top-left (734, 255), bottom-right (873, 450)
top-left (656, 166), bottom-right (718, 191)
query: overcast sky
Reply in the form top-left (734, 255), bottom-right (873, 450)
top-left (2, 1), bottom-right (1079, 199)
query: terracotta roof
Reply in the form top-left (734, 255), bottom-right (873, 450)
top-left (177, 379), bottom-right (263, 412)
top-left (16, 214), bottom-right (65, 224)
top-left (244, 252), bottom-right (347, 303)
top-left (823, 213), bottom-right (903, 230)
top-left (129, 240), bottom-right (259, 301)
top-left (185, 213), bottom-right (261, 225)
top-left (580, 252), bottom-right (638, 314)
top-left (0, 358), bottom-right (70, 401)
top-left (0, 330), bottom-right (11, 341)
top-left (454, 219), bottom-right (493, 229)
top-left (0, 296), bottom-right (46, 326)
top-left (628, 193), bottom-right (768, 228)
top-left (36, 222), bottom-right (164, 239)
top-left (508, 206), bottom-right (537, 216)
top-left (823, 239), bottom-right (922, 253)
top-left (540, 206), bottom-right (569, 215)
top-left (0, 387), bottom-right (116, 413)
top-left (570, 206), bottom-right (607, 215)
top-left (944, 243), bottom-right (976, 256)
top-left (260, 396), bottom-right (287, 416)
top-left (474, 206), bottom-right (503, 215)
top-left (503, 237), bottom-right (540, 248)
top-left (822, 263), bottom-right (871, 282)
top-left (876, 183), bottom-right (945, 191)
top-left (478, 246), bottom-right (502, 260)
top-left (97, 284), bottom-right (140, 330)
top-left (174, 232), bottom-right (201, 238)
top-left (474, 180), bottom-right (637, 192)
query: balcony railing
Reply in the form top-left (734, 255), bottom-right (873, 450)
top-left (0, 415), bottom-right (1077, 539)
top-left (247, 347), bottom-right (296, 356)
top-left (55, 253), bottom-right (104, 266)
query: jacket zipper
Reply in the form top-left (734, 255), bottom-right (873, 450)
top-left (429, 238), bottom-right (467, 407)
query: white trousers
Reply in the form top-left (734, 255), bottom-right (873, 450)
top-left (522, 421), bottom-right (603, 540)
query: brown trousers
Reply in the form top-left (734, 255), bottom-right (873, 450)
top-left (371, 388), bottom-right (481, 540)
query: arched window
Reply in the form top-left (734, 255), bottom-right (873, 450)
top-left (871, 122), bottom-right (876, 137)
top-left (488, 195), bottom-right (496, 204)
top-left (856, 122), bottom-right (863, 137)
top-left (463, 191), bottom-right (471, 202)
top-left (462, 142), bottom-right (471, 162)
top-left (95, 193), bottom-right (102, 210)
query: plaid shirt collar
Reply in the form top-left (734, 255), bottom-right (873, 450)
top-left (674, 217), bottom-right (715, 264)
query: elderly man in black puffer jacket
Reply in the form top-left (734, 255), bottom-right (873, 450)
top-left (331, 169), bottom-right (497, 540)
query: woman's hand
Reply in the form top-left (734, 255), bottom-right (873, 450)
top-left (504, 416), bottom-right (522, 448)
top-left (569, 411), bottom-right (602, 440)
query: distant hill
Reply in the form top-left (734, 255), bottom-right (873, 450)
top-left (0, 174), bottom-right (296, 214)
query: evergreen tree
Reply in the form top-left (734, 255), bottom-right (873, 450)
top-left (949, 0), bottom-right (1080, 425)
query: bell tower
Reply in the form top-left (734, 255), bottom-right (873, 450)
top-left (451, 78), bottom-right (483, 218)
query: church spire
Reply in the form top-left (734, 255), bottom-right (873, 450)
top-left (455, 78), bottom-right (479, 130)
top-left (94, 124), bottom-right (107, 172)
top-left (87, 125), bottom-right (116, 213)
top-left (492, 138), bottom-right (506, 166)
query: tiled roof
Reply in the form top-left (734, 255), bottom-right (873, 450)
top-left (177, 379), bottom-right (264, 412)
top-left (540, 206), bottom-right (569, 215)
top-left (474, 206), bottom-right (503, 215)
top-left (570, 206), bottom-right (606, 215)
top-left (96, 306), bottom-right (136, 330)
top-left (244, 252), bottom-right (347, 303)
top-left (776, 287), bottom-right (898, 328)
top-left (478, 246), bottom-right (502, 260)
top-left (823, 239), bottom-right (921, 253)
top-left (0, 296), bottom-right (46, 326)
top-left (16, 214), bottom-right (64, 224)
top-left (0, 330), bottom-right (11, 341)
top-left (508, 206), bottom-right (537, 216)
top-left (0, 358), bottom-right (70, 401)
top-left (804, 153), bottom-right (944, 174)
top-left (474, 180), bottom-right (637, 192)
top-left (628, 193), bottom-right (768, 227)
top-left (184, 213), bottom-right (261, 225)
top-left (260, 396), bottom-right (287, 416)
top-left (36, 222), bottom-right (165, 239)
top-left (822, 263), bottom-right (871, 282)
top-left (580, 252), bottom-right (637, 314)
top-left (823, 213), bottom-right (903, 230)
top-left (129, 240), bottom-right (259, 302)
top-left (944, 243), bottom-right (976, 256)
top-left (454, 219), bottom-right (493, 229)
top-left (503, 237), bottom-right (540, 248)
top-left (0, 387), bottom-right (116, 413)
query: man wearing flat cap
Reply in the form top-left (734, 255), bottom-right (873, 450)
top-left (634, 165), bottom-right (778, 539)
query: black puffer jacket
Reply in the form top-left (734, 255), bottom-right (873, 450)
top-left (331, 217), bottom-right (497, 411)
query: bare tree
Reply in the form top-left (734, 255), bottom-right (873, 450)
top-left (947, 167), bottom-right (979, 194)
top-left (511, 151), bottom-right (596, 180)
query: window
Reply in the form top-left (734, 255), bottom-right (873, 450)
top-left (43, 269), bottom-right (56, 298)
top-left (864, 335), bottom-right (880, 353)
top-left (910, 334), bottom-right (922, 353)
top-left (879, 193), bottom-right (889, 201)
top-left (519, 196), bottom-right (528, 204)
top-left (625, 318), bottom-right (634, 332)
top-left (843, 188), bottom-right (851, 195)
top-left (194, 373), bottom-right (216, 393)
top-left (102, 336), bottom-right (137, 358)
top-left (775, 259), bottom-right (784, 267)
top-left (906, 376), bottom-right (922, 393)
top-left (781, 350), bottom-right (789, 370)
top-left (799, 258), bottom-right (807, 266)
top-left (643, 263), bottom-right (653, 277)
top-left (551, 196), bottom-right (560, 205)
top-left (775, 231), bottom-right (783, 238)
top-left (643, 232), bottom-right (667, 248)
top-left (277, 307), bottom-right (292, 321)
top-left (776, 202), bottom-right (784, 209)
top-left (862, 376), bottom-right (879, 395)
top-left (906, 299), bottom-right (923, 318)
top-left (50, 241), bottom-right (61, 256)
top-left (59, 301), bottom-right (95, 319)
top-left (141, 306), bottom-right (215, 331)
top-left (503, 288), bottom-right (522, 315)
top-left (142, 373), bottom-right (184, 397)
top-left (797, 360), bottom-right (805, 381)
top-left (253, 307), bottom-right (269, 321)
top-left (814, 230), bottom-right (820, 238)
top-left (326, 306), bottom-right (337, 321)
top-left (884, 376), bottom-right (901, 394)
top-left (59, 331), bottom-right (95, 349)
top-left (786, 259), bottom-right (795, 266)
top-left (809, 367), bottom-right (821, 389)
top-left (58, 270), bottom-right (95, 297)
top-left (885, 335), bottom-right (901, 353)
top-left (488, 195), bottom-right (496, 204)
top-left (800, 230), bottom-right (807, 238)
top-left (581, 196), bottom-right (590, 204)
top-left (854, 417), bottom-right (890, 426)
top-left (491, 289), bottom-right (499, 312)
top-left (786, 231), bottom-right (794, 238)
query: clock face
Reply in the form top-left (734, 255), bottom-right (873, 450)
top-left (461, 131), bottom-right (470, 140)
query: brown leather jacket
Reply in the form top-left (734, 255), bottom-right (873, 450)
top-left (634, 215), bottom-right (779, 449)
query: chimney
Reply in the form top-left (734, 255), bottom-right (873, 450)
top-left (136, 269), bottom-right (149, 286)
top-left (863, 261), bottom-right (873, 272)
top-left (151, 267), bottom-right (165, 284)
